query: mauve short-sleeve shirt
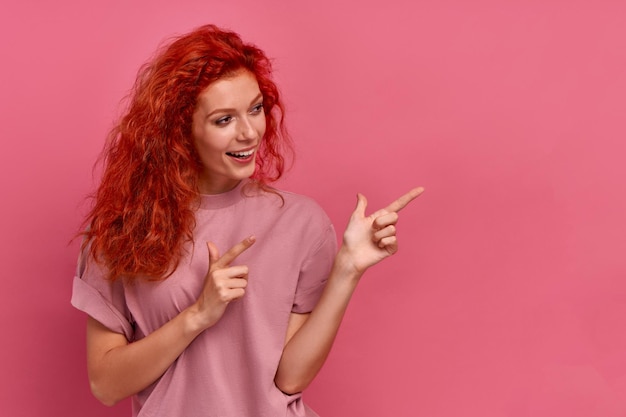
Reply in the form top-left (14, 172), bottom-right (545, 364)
top-left (71, 181), bottom-right (337, 417)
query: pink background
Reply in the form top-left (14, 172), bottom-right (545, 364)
top-left (1, 1), bottom-right (625, 416)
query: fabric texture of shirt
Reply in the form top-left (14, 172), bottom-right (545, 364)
top-left (71, 181), bottom-right (337, 417)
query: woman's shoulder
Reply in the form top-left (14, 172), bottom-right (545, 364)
top-left (279, 188), bottom-right (322, 206)
top-left (281, 188), bottom-right (327, 210)
top-left (254, 186), bottom-right (332, 226)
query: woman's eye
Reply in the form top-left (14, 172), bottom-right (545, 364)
top-left (215, 116), bottom-right (232, 125)
top-left (251, 103), bottom-right (264, 114)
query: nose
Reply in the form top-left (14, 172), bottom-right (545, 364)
top-left (237, 116), bottom-right (257, 141)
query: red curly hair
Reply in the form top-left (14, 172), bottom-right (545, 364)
top-left (82, 24), bottom-right (292, 281)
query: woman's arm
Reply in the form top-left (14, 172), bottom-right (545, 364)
top-left (87, 310), bottom-right (204, 405)
top-left (274, 187), bottom-right (424, 394)
top-left (86, 237), bottom-right (256, 405)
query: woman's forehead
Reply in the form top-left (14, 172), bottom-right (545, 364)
top-left (196, 70), bottom-right (261, 111)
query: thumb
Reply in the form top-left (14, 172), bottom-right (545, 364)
top-left (207, 242), bottom-right (220, 266)
top-left (353, 193), bottom-right (367, 217)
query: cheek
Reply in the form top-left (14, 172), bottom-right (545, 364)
top-left (195, 129), bottom-right (229, 154)
top-left (257, 117), bottom-right (268, 137)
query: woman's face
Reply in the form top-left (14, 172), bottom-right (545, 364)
top-left (191, 70), bottom-right (266, 194)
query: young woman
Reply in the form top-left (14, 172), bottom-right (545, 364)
top-left (72, 24), bottom-right (422, 417)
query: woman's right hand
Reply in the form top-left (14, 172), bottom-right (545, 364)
top-left (191, 236), bottom-right (256, 330)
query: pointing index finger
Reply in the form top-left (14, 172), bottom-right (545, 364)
top-left (211, 235), bottom-right (256, 269)
top-left (383, 187), bottom-right (424, 213)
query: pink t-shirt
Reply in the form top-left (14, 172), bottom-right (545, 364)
top-left (71, 181), bottom-right (337, 417)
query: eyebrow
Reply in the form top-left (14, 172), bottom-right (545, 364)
top-left (205, 93), bottom-right (264, 119)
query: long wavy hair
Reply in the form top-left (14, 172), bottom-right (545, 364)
top-left (82, 24), bottom-right (292, 281)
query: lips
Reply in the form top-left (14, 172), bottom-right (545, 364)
top-left (226, 149), bottom-right (255, 159)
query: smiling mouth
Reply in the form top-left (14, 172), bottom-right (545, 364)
top-left (226, 149), bottom-right (255, 159)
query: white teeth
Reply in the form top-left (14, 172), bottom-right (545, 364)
top-left (228, 150), bottom-right (254, 157)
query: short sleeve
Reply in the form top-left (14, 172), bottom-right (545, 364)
top-left (70, 250), bottom-right (134, 340)
top-left (292, 224), bottom-right (337, 314)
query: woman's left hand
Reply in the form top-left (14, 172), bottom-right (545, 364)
top-left (275, 186), bottom-right (424, 393)
top-left (339, 187), bottom-right (424, 275)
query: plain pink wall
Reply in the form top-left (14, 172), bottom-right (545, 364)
top-left (1, 1), bottom-right (625, 416)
